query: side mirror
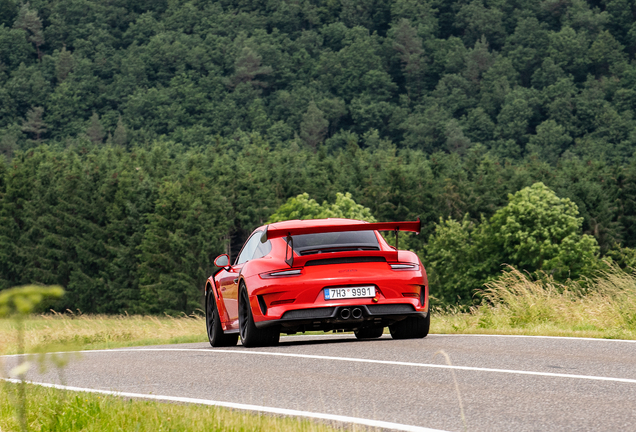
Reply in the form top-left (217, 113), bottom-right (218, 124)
top-left (214, 254), bottom-right (230, 268)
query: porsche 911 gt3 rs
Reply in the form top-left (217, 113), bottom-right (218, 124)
top-left (205, 218), bottom-right (429, 347)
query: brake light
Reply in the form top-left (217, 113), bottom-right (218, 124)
top-left (390, 263), bottom-right (419, 270)
top-left (261, 269), bottom-right (302, 278)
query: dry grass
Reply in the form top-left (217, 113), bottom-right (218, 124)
top-left (431, 265), bottom-right (636, 340)
top-left (0, 313), bottom-right (207, 355)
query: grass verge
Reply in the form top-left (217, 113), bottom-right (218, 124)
top-left (0, 382), bottom-right (346, 432)
top-left (432, 266), bottom-right (636, 340)
top-left (0, 314), bottom-right (208, 355)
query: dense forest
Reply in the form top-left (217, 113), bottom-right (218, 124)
top-left (2, 0), bottom-right (636, 313)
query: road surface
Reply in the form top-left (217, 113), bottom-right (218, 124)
top-left (4, 334), bottom-right (636, 431)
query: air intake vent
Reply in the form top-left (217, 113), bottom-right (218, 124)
top-left (305, 256), bottom-right (386, 266)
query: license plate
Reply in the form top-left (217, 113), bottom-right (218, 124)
top-left (324, 286), bottom-right (375, 300)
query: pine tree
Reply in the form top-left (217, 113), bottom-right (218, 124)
top-left (56, 45), bottom-right (74, 82)
top-left (228, 47), bottom-right (273, 88)
top-left (86, 112), bottom-right (105, 145)
top-left (21, 107), bottom-right (47, 142)
top-left (13, 3), bottom-right (44, 60)
top-left (300, 102), bottom-right (328, 149)
top-left (392, 19), bottom-right (426, 97)
top-left (0, 133), bottom-right (17, 160)
top-left (113, 116), bottom-right (127, 147)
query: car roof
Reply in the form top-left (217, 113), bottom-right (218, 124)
top-left (258, 218), bottom-right (369, 232)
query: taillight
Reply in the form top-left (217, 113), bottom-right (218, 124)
top-left (390, 263), bottom-right (419, 270)
top-left (260, 269), bottom-right (302, 278)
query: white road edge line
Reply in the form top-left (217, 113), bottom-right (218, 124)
top-left (1, 378), bottom-right (448, 432)
top-left (70, 348), bottom-right (636, 385)
top-left (428, 334), bottom-right (636, 343)
top-left (279, 333), bottom-right (636, 343)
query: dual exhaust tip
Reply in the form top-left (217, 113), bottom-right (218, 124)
top-left (339, 307), bottom-right (362, 320)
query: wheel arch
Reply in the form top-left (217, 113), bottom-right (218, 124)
top-left (206, 276), bottom-right (231, 326)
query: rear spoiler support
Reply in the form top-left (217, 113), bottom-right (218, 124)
top-left (285, 234), bottom-right (294, 267)
top-left (394, 227), bottom-right (399, 251)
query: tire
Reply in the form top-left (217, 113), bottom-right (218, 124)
top-left (389, 313), bottom-right (430, 340)
top-left (354, 326), bottom-right (384, 339)
top-left (239, 284), bottom-right (279, 347)
top-left (206, 289), bottom-right (238, 347)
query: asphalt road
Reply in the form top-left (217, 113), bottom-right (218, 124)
top-left (5, 334), bottom-right (636, 432)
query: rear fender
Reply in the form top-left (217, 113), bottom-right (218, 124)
top-left (238, 274), bottom-right (266, 320)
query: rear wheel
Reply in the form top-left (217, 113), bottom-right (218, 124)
top-left (206, 289), bottom-right (238, 347)
top-left (239, 284), bottom-right (279, 347)
top-left (354, 326), bottom-right (384, 339)
top-left (389, 313), bottom-right (430, 340)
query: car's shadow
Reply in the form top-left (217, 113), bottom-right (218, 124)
top-left (199, 335), bottom-right (393, 351)
top-left (275, 335), bottom-right (392, 347)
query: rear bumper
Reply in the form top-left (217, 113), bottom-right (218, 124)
top-left (254, 303), bottom-right (427, 332)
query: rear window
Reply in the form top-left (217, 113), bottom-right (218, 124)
top-left (292, 230), bottom-right (380, 255)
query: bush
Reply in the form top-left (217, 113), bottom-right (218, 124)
top-left (424, 183), bottom-right (600, 304)
top-left (267, 192), bottom-right (376, 223)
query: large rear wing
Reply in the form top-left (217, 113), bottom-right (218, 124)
top-left (260, 218), bottom-right (421, 267)
top-left (260, 218), bottom-right (421, 242)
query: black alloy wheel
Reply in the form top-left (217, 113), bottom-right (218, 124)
top-left (206, 288), bottom-right (238, 347)
top-left (389, 313), bottom-right (430, 339)
top-left (239, 283), bottom-right (279, 347)
top-left (354, 326), bottom-right (385, 339)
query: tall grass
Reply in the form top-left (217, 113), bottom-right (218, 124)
top-left (0, 313), bottom-right (207, 355)
top-left (0, 383), bottom-right (346, 432)
top-left (432, 265), bottom-right (636, 339)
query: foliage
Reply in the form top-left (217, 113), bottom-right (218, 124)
top-left (267, 192), bottom-right (376, 223)
top-left (1, 140), bottom-right (635, 310)
top-left (0, 285), bottom-right (64, 317)
top-left (425, 183), bottom-right (600, 303)
top-left (0, 0), bottom-right (635, 164)
top-left (423, 216), bottom-right (484, 304)
top-left (0, 284), bottom-right (64, 431)
top-left (486, 182), bottom-right (600, 280)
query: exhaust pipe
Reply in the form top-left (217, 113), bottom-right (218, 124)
top-left (339, 308), bottom-right (351, 320)
top-left (351, 308), bottom-right (362, 319)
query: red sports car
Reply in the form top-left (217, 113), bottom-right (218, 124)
top-left (205, 218), bottom-right (429, 347)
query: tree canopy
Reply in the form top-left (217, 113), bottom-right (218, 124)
top-left (1, 0), bottom-right (636, 163)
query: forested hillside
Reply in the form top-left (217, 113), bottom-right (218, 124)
top-left (2, 0), bottom-right (636, 312)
